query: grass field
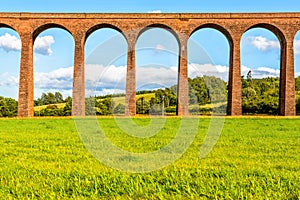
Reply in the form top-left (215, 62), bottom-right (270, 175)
top-left (0, 117), bottom-right (299, 199)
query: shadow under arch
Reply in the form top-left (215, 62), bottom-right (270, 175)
top-left (33, 23), bottom-right (72, 41)
top-left (0, 23), bottom-right (17, 31)
top-left (85, 24), bottom-right (127, 44)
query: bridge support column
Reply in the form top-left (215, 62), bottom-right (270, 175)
top-left (18, 32), bottom-right (34, 117)
top-left (228, 37), bottom-right (242, 116)
top-left (72, 32), bottom-right (85, 116)
top-left (177, 37), bottom-right (189, 116)
top-left (125, 35), bottom-right (136, 116)
top-left (280, 35), bottom-right (296, 116)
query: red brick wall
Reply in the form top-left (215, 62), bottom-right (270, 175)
top-left (0, 12), bottom-right (298, 117)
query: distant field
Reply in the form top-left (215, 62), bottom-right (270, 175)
top-left (34, 103), bottom-right (66, 111)
top-left (111, 93), bottom-right (155, 106)
top-left (0, 117), bottom-right (299, 199)
top-left (33, 94), bottom-right (156, 110)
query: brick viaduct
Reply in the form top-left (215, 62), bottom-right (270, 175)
top-left (0, 12), bottom-right (298, 117)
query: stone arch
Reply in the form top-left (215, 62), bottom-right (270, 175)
top-left (294, 30), bottom-right (300, 115)
top-left (190, 23), bottom-right (233, 46)
top-left (85, 24), bottom-right (127, 44)
top-left (84, 24), bottom-right (129, 115)
top-left (33, 26), bottom-right (75, 112)
top-left (0, 25), bottom-right (21, 102)
top-left (135, 24), bottom-right (180, 115)
top-left (188, 24), bottom-right (231, 115)
top-left (33, 23), bottom-right (72, 41)
top-left (137, 24), bottom-right (180, 47)
top-left (245, 23), bottom-right (286, 49)
top-left (0, 23), bottom-right (17, 31)
top-left (241, 24), bottom-right (284, 115)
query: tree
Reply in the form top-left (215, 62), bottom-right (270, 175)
top-left (55, 92), bottom-right (64, 103)
top-left (0, 97), bottom-right (18, 117)
top-left (63, 96), bottom-right (72, 116)
top-left (136, 97), bottom-right (150, 114)
top-left (246, 70), bottom-right (252, 82)
top-left (40, 92), bottom-right (57, 105)
top-left (295, 76), bottom-right (300, 91)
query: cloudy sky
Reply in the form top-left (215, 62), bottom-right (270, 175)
top-left (0, 1), bottom-right (300, 99)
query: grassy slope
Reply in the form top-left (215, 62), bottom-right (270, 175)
top-left (111, 93), bottom-right (155, 106)
top-left (34, 93), bottom-right (156, 111)
top-left (0, 117), bottom-right (299, 199)
top-left (34, 103), bottom-right (66, 111)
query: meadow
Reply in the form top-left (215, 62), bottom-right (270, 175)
top-left (0, 117), bottom-right (299, 199)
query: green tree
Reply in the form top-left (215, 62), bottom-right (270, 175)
top-left (55, 92), bottom-right (64, 103)
top-left (0, 97), bottom-right (18, 117)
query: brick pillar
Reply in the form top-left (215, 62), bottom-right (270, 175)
top-left (227, 37), bottom-right (242, 116)
top-left (279, 35), bottom-right (296, 116)
top-left (125, 35), bottom-right (136, 116)
top-left (72, 32), bottom-right (85, 116)
top-left (177, 36), bottom-right (189, 116)
top-left (18, 32), bottom-right (34, 117)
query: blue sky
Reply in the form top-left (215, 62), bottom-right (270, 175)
top-left (0, 1), bottom-right (300, 99)
top-left (2, 0), bottom-right (300, 13)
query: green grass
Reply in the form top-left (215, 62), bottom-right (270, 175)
top-left (0, 117), bottom-right (299, 199)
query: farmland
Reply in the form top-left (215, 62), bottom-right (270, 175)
top-left (0, 117), bottom-right (299, 199)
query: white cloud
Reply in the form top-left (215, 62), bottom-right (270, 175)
top-left (34, 35), bottom-right (55, 55)
top-left (85, 89), bottom-right (125, 97)
top-left (0, 72), bottom-right (19, 86)
top-left (85, 64), bottom-right (126, 91)
top-left (34, 67), bottom-right (73, 90)
top-left (188, 63), bottom-right (229, 80)
top-left (294, 40), bottom-right (300, 55)
top-left (0, 33), bottom-right (21, 52)
top-left (148, 10), bottom-right (162, 13)
top-left (1, 62), bottom-right (297, 100)
top-left (0, 33), bottom-right (54, 56)
top-left (246, 36), bottom-right (280, 51)
top-left (252, 67), bottom-right (280, 78)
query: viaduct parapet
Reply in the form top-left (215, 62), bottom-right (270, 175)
top-left (0, 12), bottom-right (298, 117)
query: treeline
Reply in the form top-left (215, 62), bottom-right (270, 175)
top-left (0, 97), bottom-right (18, 117)
top-left (242, 71), bottom-right (280, 115)
top-left (242, 72), bottom-right (300, 115)
top-left (34, 93), bottom-right (72, 116)
top-left (1, 75), bottom-right (300, 117)
top-left (34, 76), bottom-right (228, 116)
top-left (87, 76), bottom-right (227, 115)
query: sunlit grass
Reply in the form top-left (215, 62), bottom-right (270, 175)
top-left (0, 117), bottom-right (299, 199)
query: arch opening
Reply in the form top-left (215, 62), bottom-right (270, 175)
top-left (33, 27), bottom-right (74, 117)
top-left (0, 27), bottom-right (20, 117)
top-left (294, 31), bottom-right (300, 115)
top-left (188, 27), bottom-right (229, 115)
top-left (135, 27), bottom-right (179, 116)
top-left (85, 27), bottom-right (128, 116)
top-left (241, 27), bottom-right (281, 115)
